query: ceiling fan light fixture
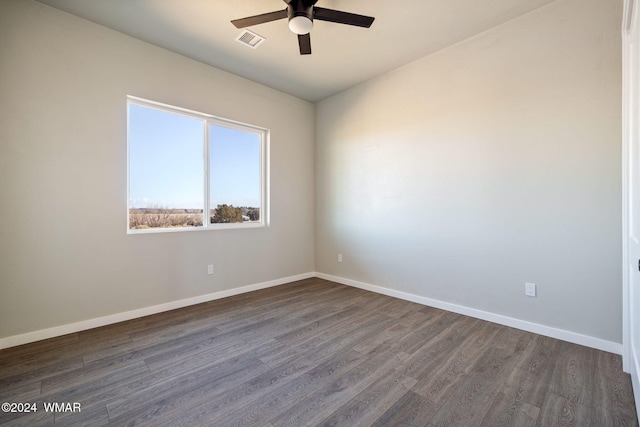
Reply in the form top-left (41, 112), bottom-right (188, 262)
top-left (288, 15), bottom-right (313, 35)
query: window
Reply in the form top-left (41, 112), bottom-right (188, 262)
top-left (127, 97), bottom-right (268, 233)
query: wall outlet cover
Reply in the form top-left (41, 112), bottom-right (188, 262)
top-left (525, 282), bottom-right (536, 297)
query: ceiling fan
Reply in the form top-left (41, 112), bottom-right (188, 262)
top-left (231, 0), bottom-right (375, 55)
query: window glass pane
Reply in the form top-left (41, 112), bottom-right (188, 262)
top-left (127, 97), bottom-right (267, 233)
top-left (128, 104), bottom-right (204, 229)
top-left (209, 124), bottom-right (261, 224)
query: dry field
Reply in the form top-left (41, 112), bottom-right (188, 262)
top-left (129, 208), bottom-right (204, 229)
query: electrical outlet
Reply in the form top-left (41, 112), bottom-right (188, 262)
top-left (208, 264), bottom-right (214, 275)
top-left (525, 282), bottom-right (536, 297)
top-left (338, 254), bottom-right (343, 263)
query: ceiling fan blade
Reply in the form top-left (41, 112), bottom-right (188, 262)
top-left (231, 9), bottom-right (287, 29)
top-left (298, 33), bottom-right (311, 55)
top-left (313, 7), bottom-right (375, 28)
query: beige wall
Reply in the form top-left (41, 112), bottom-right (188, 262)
top-left (315, 0), bottom-right (623, 343)
top-left (0, 0), bottom-right (315, 339)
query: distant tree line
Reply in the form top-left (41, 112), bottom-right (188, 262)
top-left (210, 204), bottom-right (260, 223)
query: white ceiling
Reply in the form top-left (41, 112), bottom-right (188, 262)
top-left (35, 0), bottom-right (556, 102)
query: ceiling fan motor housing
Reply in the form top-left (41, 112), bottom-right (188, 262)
top-left (288, 0), bottom-right (314, 34)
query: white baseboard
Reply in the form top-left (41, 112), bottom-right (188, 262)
top-left (315, 272), bottom-right (623, 355)
top-left (0, 272), bottom-right (315, 350)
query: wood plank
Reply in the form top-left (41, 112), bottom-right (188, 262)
top-left (210, 350), bottom-right (368, 426)
top-left (0, 408), bottom-right (54, 427)
top-left (0, 355), bottom-right (84, 392)
top-left (547, 341), bottom-right (596, 407)
top-left (393, 310), bottom-right (466, 355)
top-left (53, 403), bottom-right (110, 427)
top-left (502, 335), bottom-right (562, 403)
top-left (481, 391), bottom-right (540, 427)
top-left (370, 390), bottom-right (438, 427)
top-left (270, 345), bottom-right (409, 426)
top-left (536, 392), bottom-right (593, 426)
top-left (410, 319), bottom-right (503, 402)
top-left (0, 379), bottom-right (41, 404)
top-left (480, 335), bottom-right (562, 426)
top-left (426, 346), bottom-right (522, 425)
top-left (107, 355), bottom-right (270, 425)
top-left (154, 352), bottom-right (317, 426)
top-left (317, 369), bottom-right (417, 427)
top-left (398, 315), bottom-right (481, 382)
top-left (590, 350), bottom-right (638, 425)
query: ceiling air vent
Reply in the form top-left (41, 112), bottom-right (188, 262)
top-left (236, 30), bottom-right (265, 49)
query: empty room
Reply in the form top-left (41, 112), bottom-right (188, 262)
top-left (1, 0), bottom-right (639, 425)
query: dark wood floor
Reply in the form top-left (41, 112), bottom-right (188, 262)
top-left (0, 278), bottom-right (637, 426)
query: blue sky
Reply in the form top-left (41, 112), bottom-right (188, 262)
top-left (128, 104), bottom-right (261, 210)
top-left (209, 124), bottom-right (261, 209)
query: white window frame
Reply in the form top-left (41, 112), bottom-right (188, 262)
top-left (127, 96), bottom-right (269, 234)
